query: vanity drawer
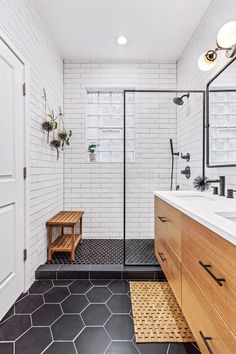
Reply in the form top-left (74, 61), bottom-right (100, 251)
top-left (155, 236), bottom-right (181, 305)
top-left (154, 197), bottom-right (182, 259)
top-left (182, 214), bottom-right (236, 334)
top-left (182, 266), bottom-right (236, 354)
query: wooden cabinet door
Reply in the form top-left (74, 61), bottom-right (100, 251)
top-left (155, 197), bottom-right (182, 259)
top-left (182, 214), bottom-right (236, 334)
top-left (155, 237), bottom-right (182, 306)
top-left (182, 266), bottom-right (236, 354)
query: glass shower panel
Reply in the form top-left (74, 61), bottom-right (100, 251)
top-left (124, 91), bottom-right (177, 265)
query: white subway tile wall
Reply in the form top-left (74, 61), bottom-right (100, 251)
top-left (0, 0), bottom-right (63, 282)
top-left (64, 61), bottom-right (177, 239)
top-left (177, 0), bottom-right (236, 190)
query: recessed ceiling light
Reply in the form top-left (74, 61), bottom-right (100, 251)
top-left (117, 36), bottom-right (128, 45)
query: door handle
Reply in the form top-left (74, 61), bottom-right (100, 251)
top-left (199, 331), bottom-right (213, 354)
top-left (158, 216), bottom-right (168, 223)
top-left (158, 251), bottom-right (166, 262)
top-left (199, 261), bottom-right (225, 287)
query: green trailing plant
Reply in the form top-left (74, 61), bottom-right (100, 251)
top-left (88, 143), bottom-right (97, 154)
top-left (58, 129), bottom-right (72, 150)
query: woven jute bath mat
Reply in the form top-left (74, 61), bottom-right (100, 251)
top-left (130, 281), bottom-right (194, 343)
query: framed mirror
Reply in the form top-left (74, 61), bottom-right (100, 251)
top-left (206, 56), bottom-right (236, 167)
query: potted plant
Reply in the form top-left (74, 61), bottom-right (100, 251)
top-left (50, 139), bottom-right (61, 160)
top-left (88, 143), bottom-right (97, 162)
top-left (58, 129), bottom-right (72, 150)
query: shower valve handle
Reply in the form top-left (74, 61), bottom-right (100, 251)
top-left (181, 153), bottom-right (190, 162)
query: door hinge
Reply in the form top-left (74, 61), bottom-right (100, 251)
top-left (23, 82), bottom-right (26, 96)
top-left (23, 167), bottom-right (27, 179)
top-left (23, 249), bottom-right (27, 261)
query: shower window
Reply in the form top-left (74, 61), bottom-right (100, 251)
top-left (87, 90), bottom-right (135, 162)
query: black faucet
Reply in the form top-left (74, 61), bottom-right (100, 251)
top-left (227, 189), bottom-right (236, 198)
top-left (208, 176), bottom-right (225, 196)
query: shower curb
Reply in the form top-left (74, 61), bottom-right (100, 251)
top-left (35, 264), bottom-right (165, 280)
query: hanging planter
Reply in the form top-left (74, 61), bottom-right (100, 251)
top-left (42, 89), bottom-right (56, 142)
top-left (42, 121), bottom-right (53, 142)
top-left (50, 139), bottom-right (61, 160)
top-left (58, 129), bottom-right (72, 150)
top-left (42, 90), bottom-right (73, 160)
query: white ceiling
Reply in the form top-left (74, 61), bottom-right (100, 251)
top-left (37, 0), bottom-right (211, 61)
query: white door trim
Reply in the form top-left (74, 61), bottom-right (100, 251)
top-left (0, 24), bottom-right (31, 291)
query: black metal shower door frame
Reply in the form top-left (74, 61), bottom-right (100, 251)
top-left (123, 89), bottom-right (206, 266)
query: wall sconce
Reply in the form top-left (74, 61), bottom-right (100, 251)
top-left (198, 21), bottom-right (236, 71)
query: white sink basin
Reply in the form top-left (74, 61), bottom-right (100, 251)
top-left (215, 212), bottom-right (236, 223)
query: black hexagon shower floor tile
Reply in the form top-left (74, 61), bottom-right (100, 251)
top-left (46, 239), bottom-right (158, 265)
top-left (0, 280), bottom-right (201, 354)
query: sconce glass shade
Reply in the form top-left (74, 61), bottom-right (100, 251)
top-left (217, 21), bottom-right (236, 48)
top-left (198, 52), bottom-right (217, 71)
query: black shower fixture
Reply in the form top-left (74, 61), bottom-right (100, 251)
top-left (181, 152), bottom-right (190, 162)
top-left (173, 93), bottom-right (190, 106)
top-left (169, 139), bottom-right (179, 191)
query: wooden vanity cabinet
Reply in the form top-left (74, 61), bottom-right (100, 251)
top-left (154, 196), bottom-right (236, 354)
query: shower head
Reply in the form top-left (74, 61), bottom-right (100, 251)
top-left (173, 93), bottom-right (190, 106)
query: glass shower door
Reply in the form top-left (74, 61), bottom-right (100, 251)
top-left (124, 91), bottom-right (177, 265)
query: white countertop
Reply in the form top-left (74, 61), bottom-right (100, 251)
top-left (154, 190), bottom-right (236, 246)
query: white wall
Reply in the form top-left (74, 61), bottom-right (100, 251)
top-left (177, 0), bottom-right (236, 190)
top-left (64, 61), bottom-right (176, 239)
top-left (0, 0), bottom-right (63, 283)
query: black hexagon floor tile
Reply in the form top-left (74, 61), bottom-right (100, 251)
top-left (51, 314), bottom-right (84, 340)
top-left (108, 280), bottom-right (130, 294)
top-left (74, 327), bottom-right (111, 354)
top-left (29, 280), bottom-right (53, 294)
top-left (91, 279), bottom-right (111, 286)
top-left (106, 341), bottom-right (139, 354)
top-left (105, 314), bottom-right (134, 340)
top-left (44, 286), bottom-right (69, 303)
top-left (107, 294), bottom-right (131, 313)
top-left (0, 306), bottom-right (14, 323)
top-left (15, 295), bottom-right (43, 314)
top-left (168, 343), bottom-right (200, 354)
top-left (32, 304), bottom-right (62, 326)
top-left (134, 341), bottom-right (169, 354)
top-left (43, 341), bottom-right (77, 354)
top-left (69, 280), bottom-right (92, 294)
top-left (61, 295), bottom-right (89, 313)
top-left (0, 342), bottom-right (13, 354)
top-left (53, 280), bottom-right (73, 286)
top-left (15, 327), bottom-right (52, 354)
top-left (86, 287), bottom-right (112, 303)
top-left (81, 304), bottom-right (111, 325)
top-left (15, 292), bottom-right (28, 303)
top-left (0, 280), bottom-right (200, 354)
top-left (0, 315), bottom-right (31, 341)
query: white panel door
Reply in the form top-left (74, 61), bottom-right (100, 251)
top-left (0, 38), bottom-right (25, 320)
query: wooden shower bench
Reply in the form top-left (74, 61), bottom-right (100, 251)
top-left (46, 211), bottom-right (84, 261)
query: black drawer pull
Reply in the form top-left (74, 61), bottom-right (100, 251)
top-left (158, 216), bottom-right (168, 223)
top-left (158, 252), bottom-right (166, 262)
top-left (199, 331), bottom-right (213, 354)
top-left (199, 261), bottom-right (225, 287)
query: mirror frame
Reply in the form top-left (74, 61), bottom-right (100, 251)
top-left (206, 56), bottom-right (236, 168)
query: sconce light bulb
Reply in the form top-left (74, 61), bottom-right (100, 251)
top-left (217, 21), bottom-right (236, 48)
top-left (198, 51), bottom-right (217, 71)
